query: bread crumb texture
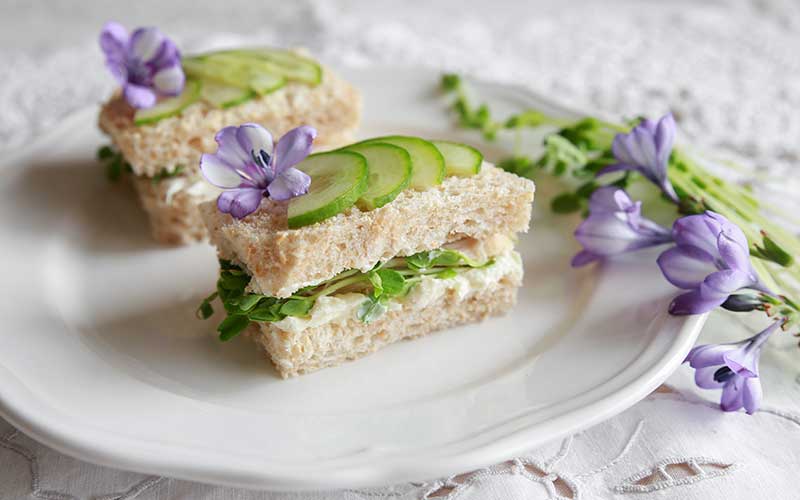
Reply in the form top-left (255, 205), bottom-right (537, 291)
top-left (98, 65), bottom-right (361, 178)
top-left (200, 164), bottom-right (536, 297)
top-left (251, 271), bottom-right (520, 377)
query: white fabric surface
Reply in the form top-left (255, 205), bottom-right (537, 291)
top-left (1, 0), bottom-right (799, 498)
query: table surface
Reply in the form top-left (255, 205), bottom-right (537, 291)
top-left (1, 1), bottom-right (799, 498)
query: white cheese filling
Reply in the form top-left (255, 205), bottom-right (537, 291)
top-left (271, 250), bottom-right (523, 334)
top-left (163, 177), bottom-right (221, 204)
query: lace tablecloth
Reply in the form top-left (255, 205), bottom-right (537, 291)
top-left (2, 1), bottom-right (799, 498)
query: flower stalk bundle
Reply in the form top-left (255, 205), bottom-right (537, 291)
top-left (442, 74), bottom-right (800, 413)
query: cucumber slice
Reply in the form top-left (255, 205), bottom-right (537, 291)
top-left (200, 80), bottom-right (255, 108)
top-left (213, 49), bottom-right (322, 85)
top-left (133, 80), bottom-right (201, 126)
top-left (288, 151), bottom-right (369, 229)
top-left (360, 136), bottom-right (445, 190)
top-left (344, 143), bottom-right (412, 210)
top-left (183, 56), bottom-right (286, 95)
top-left (431, 140), bottom-right (483, 176)
top-left (183, 58), bottom-right (248, 89)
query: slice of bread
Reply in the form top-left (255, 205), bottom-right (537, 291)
top-left (131, 172), bottom-right (218, 245)
top-left (200, 164), bottom-right (535, 297)
top-left (98, 65), bottom-right (361, 178)
top-left (250, 260), bottom-right (521, 378)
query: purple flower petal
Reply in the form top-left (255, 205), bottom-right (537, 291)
top-left (654, 113), bottom-right (676, 167)
top-left (686, 343), bottom-right (737, 369)
top-left (273, 125), bottom-right (317, 173)
top-left (105, 59), bottom-right (128, 86)
top-left (657, 245), bottom-right (717, 289)
top-left (267, 168), bottom-right (311, 201)
top-left (123, 84), bottom-right (157, 109)
top-left (717, 226), bottom-right (751, 273)
top-left (148, 38), bottom-right (181, 70)
top-left (129, 27), bottom-right (164, 62)
top-left (217, 188), bottom-right (264, 219)
top-left (236, 123), bottom-right (274, 158)
top-left (723, 347), bottom-right (759, 378)
top-left (611, 135), bottom-right (638, 167)
top-left (700, 269), bottom-right (754, 301)
top-left (575, 213), bottom-right (643, 256)
top-left (629, 126), bottom-right (659, 170)
top-left (668, 289), bottom-right (726, 315)
top-left (152, 64), bottom-right (184, 96)
top-left (672, 214), bottom-right (720, 258)
top-left (214, 126), bottom-right (253, 169)
top-left (720, 375), bottom-right (745, 412)
top-left (742, 377), bottom-right (762, 414)
top-left (587, 186), bottom-right (632, 213)
top-left (200, 154), bottom-right (243, 189)
top-left (694, 365), bottom-right (725, 389)
top-left (99, 21), bottom-right (128, 62)
top-left (570, 250), bottom-right (599, 267)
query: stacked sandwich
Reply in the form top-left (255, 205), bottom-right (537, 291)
top-left (98, 48), bottom-right (360, 244)
top-left (198, 130), bottom-right (535, 377)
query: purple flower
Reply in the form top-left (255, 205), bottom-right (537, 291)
top-left (100, 21), bottom-right (185, 109)
top-left (684, 321), bottom-right (779, 414)
top-left (598, 113), bottom-right (679, 203)
top-left (658, 211), bottom-right (771, 315)
top-left (571, 187), bottom-right (672, 267)
top-left (200, 124), bottom-right (316, 219)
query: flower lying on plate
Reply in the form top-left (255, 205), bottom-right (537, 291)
top-left (200, 123), bottom-right (316, 219)
top-left (99, 21), bottom-right (185, 108)
top-left (571, 186), bottom-right (672, 267)
top-left (658, 211), bottom-right (772, 315)
top-left (598, 113), bottom-right (679, 203)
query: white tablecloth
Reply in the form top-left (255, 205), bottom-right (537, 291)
top-left (2, 1), bottom-right (799, 498)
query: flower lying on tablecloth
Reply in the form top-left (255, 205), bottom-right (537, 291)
top-left (441, 74), bottom-right (800, 414)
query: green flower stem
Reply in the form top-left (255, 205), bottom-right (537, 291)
top-left (309, 275), bottom-right (367, 299)
top-left (668, 156), bottom-right (800, 300)
top-left (669, 168), bottom-right (800, 296)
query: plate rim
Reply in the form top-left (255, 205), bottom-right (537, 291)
top-left (0, 66), bottom-right (707, 490)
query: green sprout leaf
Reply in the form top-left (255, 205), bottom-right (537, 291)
top-left (196, 291), bottom-right (218, 320)
top-left (280, 298), bottom-right (313, 317)
top-left (551, 192), bottom-right (583, 214)
top-left (151, 165), bottom-right (185, 184)
top-left (376, 269), bottom-right (405, 296)
top-left (505, 110), bottom-right (551, 129)
top-left (217, 315), bottom-right (250, 341)
top-left (236, 294), bottom-right (263, 312)
top-left (752, 232), bottom-right (794, 267)
top-left (97, 145), bottom-right (114, 160)
top-left (357, 296), bottom-right (388, 324)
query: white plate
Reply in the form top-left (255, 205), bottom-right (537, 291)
top-left (0, 66), bottom-right (705, 490)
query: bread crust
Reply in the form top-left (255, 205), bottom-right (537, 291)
top-left (100, 61), bottom-right (360, 245)
top-left (251, 271), bottom-right (519, 377)
top-left (130, 173), bottom-right (214, 245)
top-left (200, 164), bottom-right (535, 297)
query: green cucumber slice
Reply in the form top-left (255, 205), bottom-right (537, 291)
top-left (200, 80), bottom-right (255, 108)
top-left (214, 49), bottom-right (322, 85)
top-left (360, 136), bottom-right (445, 190)
top-left (133, 79), bottom-right (201, 126)
top-left (344, 143), bottom-right (412, 210)
top-left (431, 140), bottom-right (483, 176)
top-left (183, 56), bottom-right (286, 95)
top-left (288, 151), bottom-right (369, 229)
top-left (183, 58), bottom-right (248, 89)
